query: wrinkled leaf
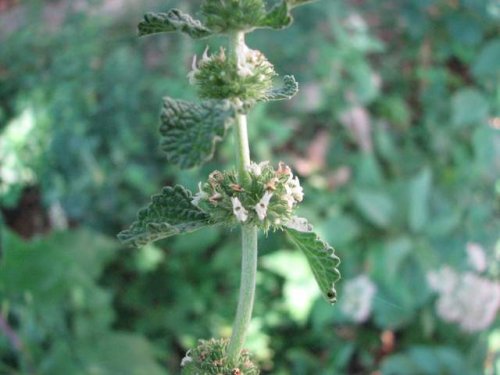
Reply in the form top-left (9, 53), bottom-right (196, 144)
top-left (264, 75), bottom-right (299, 101)
top-left (118, 185), bottom-right (213, 247)
top-left (160, 98), bottom-right (236, 168)
top-left (286, 227), bottom-right (341, 304)
top-left (138, 9), bottom-right (212, 39)
top-left (259, 0), bottom-right (317, 30)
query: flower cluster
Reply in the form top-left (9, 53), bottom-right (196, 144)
top-left (427, 266), bottom-right (500, 332)
top-left (340, 275), bottom-right (377, 323)
top-left (466, 242), bottom-right (487, 273)
top-left (192, 161), bottom-right (305, 232)
top-left (181, 338), bottom-right (259, 375)
top-left (187, 45), bottom-right (276, 102)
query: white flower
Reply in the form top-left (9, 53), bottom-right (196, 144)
top-left (180, 351), bottom-right (192, 367)
top-left (187, 47), bottom-right (213, 84)
top-left (427, 266), bottom-right (500, 332)
top-left (466, 242), bottom-right (487, 273)
top-left (285, 216), bottom-right (312, 232)
top-left (282, 193), bottom-right (295, 209)
top-left (284, 175), bottom-right (303, 203)
top-left (246, 161), bottom-right (269, 177)
top-left (202, 46), bottom-right (209, 61)
top-left (231, 197), bottom-right (248, 222)
top-left (187, 55), bottom-right (199, 84)
top-left (427, 266), bottom-right (458, 294)
top-left (254, 191), bottom-right (273, 221)
top-left (236, 42), bottom-right (255, 77)
top-left (191, 182), bottom-right (208, 206)
top-left (340, 275), bottom-right (377, 323)
top-left (288, 176), bottom-right (304, 202)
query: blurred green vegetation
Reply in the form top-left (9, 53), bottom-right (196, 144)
top-left (0, 0), bottom-right (499, 374)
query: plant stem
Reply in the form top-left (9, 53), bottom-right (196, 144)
top-left (227, 225), bottom-right (258, 364)
top-left (233, 112), bottom-right (251, 184)
top-left (227, 31), bottom-right (259, 365)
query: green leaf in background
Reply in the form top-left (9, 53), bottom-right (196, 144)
top-left (381, 346), bottom-right (470, 375)
top-left (451, 88), bottom-right (489, 127)
top-left (1, 229), bottom-right (118, 302)
top-left (353, 189), bottom-right (394, 228)
top-left (259, 0), bottom-right (316, 30)
top-left (138, 10), bottom-right (212, 39)
top-left (159, 98), bottom-right (236, 169)
top-left (0, 230), bottom-right (167, 374)
top-left (472, 39), bottom-right (500, 82)
top-left (43, 333), bottom-right (166, 375)
top-left (261, 250), bottom-right (320, 323)
top-left (286, 227), bottom-right (341, 304)
top-left (264, 75), bottom-right (299, 101)
top-left (118, 185), bottom-right (214, 247)
top-left (408, 167), bottom-right (432, 233)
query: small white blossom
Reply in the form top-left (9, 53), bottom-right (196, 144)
top-left (466, 242), bottom-right (487, 273)
top-left (340, 275), bottom-right (377, 323)
top-left (236, 42), bottom-right (255, 77)
top-left (231, 197), bottom-right (248, 222)
top-left (287, 176), bottom-right (304, 202)
top-left (282, 193), bottom-right (295, 209)
top-left (254, 191), bottom-right (273, 221)
top-left (427, 266), bottom-right (500, 332)
top-left (187, 55), bottom-right (199, 84)
top-left (191, 182), bottom-right (208, 207)
top-left (285, 216), bottom-right (312, 232)
top-left (180, 351), bottom-right (192, 367)
top-left (187, 47), bottom-right (214, 84)
top-left (246, 161), bottom-right (269, 177)
top-left (202, 46), bottom-right (209, 61)
top-left (427, 266), bottom-right (458, 294)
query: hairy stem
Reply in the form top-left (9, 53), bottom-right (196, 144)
top-left (233, 112), bottom-right (251, 184)
top-left (227, 31), bottom-right (259, 365)
top-left (227, 225), bottom-right (258, 364)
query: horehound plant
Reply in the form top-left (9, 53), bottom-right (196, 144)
top-left (118, 1), bottom-right (341, 373)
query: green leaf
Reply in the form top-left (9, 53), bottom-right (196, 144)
top-left (259, 0), bottom-right (317, 30)
top-left (353, 189), bottom-right (394, 228)
top-left (451, 88), bottom-right (489, 127)
top-left (472, 39), bottom-right (500, 81)
top-left (261, 250), bottom-right (321, 323)
top-left (118, 185), bottom-right (213, 247)
top-left (46, 333), bottom-right (167, 375)
top-left (264, 75), bottom-right (299, 101)
top-left (159, 98), bottom-right (236, 168)
top-left (381, 346), bottom-right (469, 375)
top-left (286, 227), bottom-right (341, 304)
top-left (0, 229), bottom-right (118, 336)
top-left (408, 168), bottom-right (432, 233)
top-left (138, 9), bottom-right (212, 39)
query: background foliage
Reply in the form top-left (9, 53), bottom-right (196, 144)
top-left (1, 0), bottom-right (499, 374)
